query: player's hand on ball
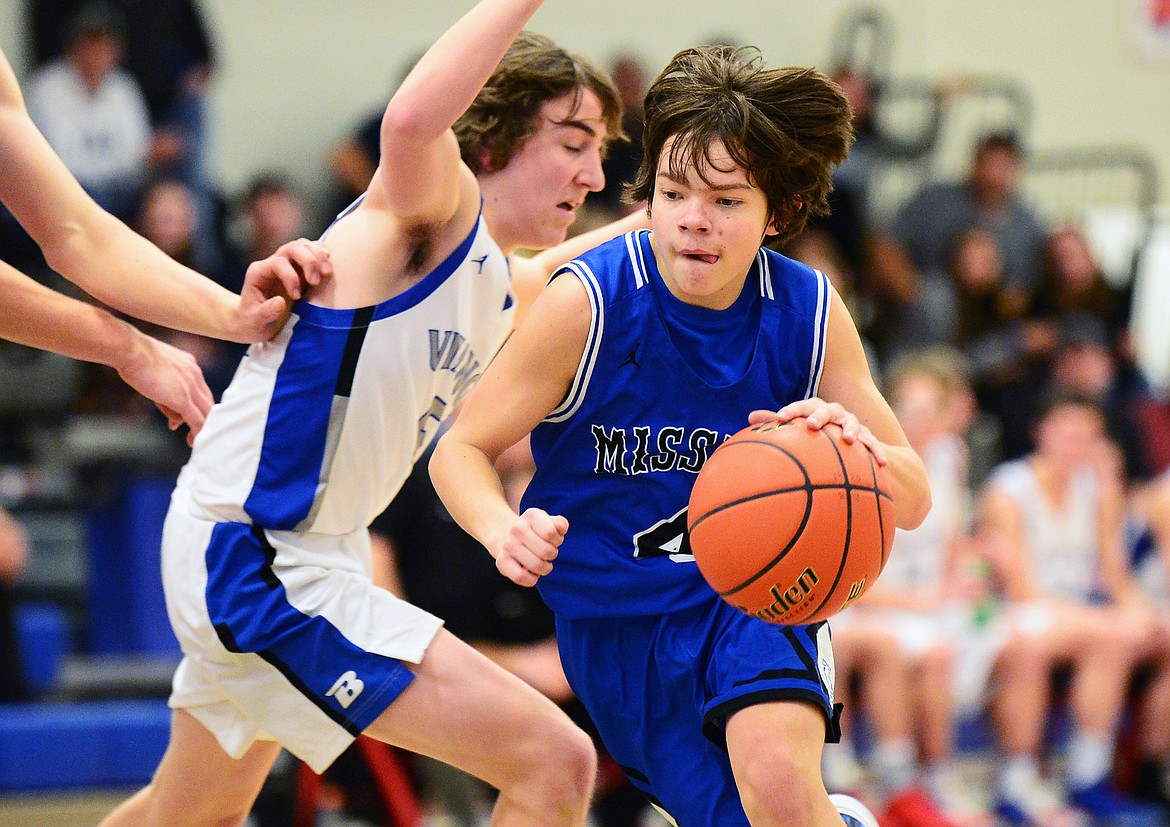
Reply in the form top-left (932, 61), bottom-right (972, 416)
top-left (751, 399), bottom-right (889, 465)
top-left (494, 508), bottom-right (568, 587)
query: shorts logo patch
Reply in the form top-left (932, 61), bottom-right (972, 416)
top-left (326, 670), bottom-right (365, 708)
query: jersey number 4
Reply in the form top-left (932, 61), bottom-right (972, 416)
top-left (633, 508), bottom-right (694, 562)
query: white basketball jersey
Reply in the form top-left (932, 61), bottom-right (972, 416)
top-left (881, 434), bottom-right (969, 590)
top-left (174, 210), bottom-right (514, 535)
top-left (986, 458), bottom-right (1101, 600)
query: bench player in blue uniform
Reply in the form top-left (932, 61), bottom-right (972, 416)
top-left (99, 1), bottom-right (653, 825)
top-left (433, 45), bottom-right (931, 826)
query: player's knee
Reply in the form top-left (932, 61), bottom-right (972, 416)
top-left (508, 720), bottom-right (596, 810)
top-left (735, 745), bottom-right (821, 826)
top-left (546, 724), bottom-right (597, 801)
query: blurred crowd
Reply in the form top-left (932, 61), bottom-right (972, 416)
top-left (1, 3), bottom-right (1169, 827)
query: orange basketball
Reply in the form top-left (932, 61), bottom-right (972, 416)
top-left (687, 419), bottom-right (895, 625)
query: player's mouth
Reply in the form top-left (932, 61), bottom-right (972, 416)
top-left (680, 249), bottom-right (719, 265)
top-left (557, 200), bottom-right (581, 214)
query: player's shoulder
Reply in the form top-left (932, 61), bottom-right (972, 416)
top-left (557, 230), bottom-right (647, 303)
top-left (758, 246), bottom-right (830, 316)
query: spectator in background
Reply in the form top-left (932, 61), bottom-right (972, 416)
top-left (795, 67), bottom-right (948, 280)
top-left (1030, 225), bottom-right (1132, 350)
top-left (326, 107), bottom-right (384, 224)
top-left (24, 2), bottom-right (150, 221)
top-left (28, 0), bottom-right (216, 193)
top-left (868, 132), bottom-right (1046, 362)
top-left (235, 175), bottom-right (308, 265)
top-left (589, 52), bottom-right (648, 221)
top-left (326, 58), bottom-right (422, 224)
top-left (1047, 315), bottom-right (1153, 484)
top-left (977, 392), bottom-right (1161, 826)
top-left (0, 506), bottom-right (30, 702)
top-left (1128, 470), bottom-right (1170, 811)
top-left (131, 176), bottom-right (243, 403)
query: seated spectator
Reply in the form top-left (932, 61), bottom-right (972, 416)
top-left (1048, 315), bottom-right (1154, 484)
top-left (826, 349), bottom-right (979, 827)
top-left (223, 174), bottom-right (310, 294)
top-left (588, 52), bottom-right (648, 222)
top-left (28, 0), bottom-right (217, 195)
top-left (132, 176), bottom-right (240, 402)
top-left (868, 132), bottom-right (1046, 363)
top-left (24, 2), bottom-right (150, 221)
top-left (1127, 470), bottom-right (1170, 811)
top-left (977, 391), bottom-right (1162, 825)
top-left (1030, 225), bottom-right (1132, 350)
top-left (0, 505), bottom-right (30, 702)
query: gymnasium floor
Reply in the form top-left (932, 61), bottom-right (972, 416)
top-left (0, 790), bottom-right (127, 827)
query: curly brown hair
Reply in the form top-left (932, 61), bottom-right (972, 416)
top-left (626, 46), bottom-right (853, 245)
top-left (454, 32), bottom-right (623, 174)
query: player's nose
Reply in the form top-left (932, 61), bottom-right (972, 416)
top-left (678, 198), bottom-right (711, 233)
top-left (577, 149), bottom-right (605, 192)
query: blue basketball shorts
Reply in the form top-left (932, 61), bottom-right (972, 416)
top-left (555, 595), bottom-right (840, 826)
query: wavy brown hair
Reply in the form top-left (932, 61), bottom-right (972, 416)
top-left (454, 32), bottom-right (623, 174)
top-left (626, 46), bottom-right (853, 245)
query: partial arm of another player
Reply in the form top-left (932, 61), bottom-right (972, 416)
top-left (509, 207), bottom-right (650, 325)
top-left (1, 259), bottom-right (212, 442)
top-left (759, 286), bottom-right (931, 530)
top-left (0, 49), bottom-right (330, 344)
top-left (431, 274), bottom-right (591, 586)
top-left (369, 0), bottom-right (545, 225)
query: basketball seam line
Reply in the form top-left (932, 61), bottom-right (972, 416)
top-left (700, 441), bottom-right (814, 597)
top-left (799, 429), bottom-right (854, 620)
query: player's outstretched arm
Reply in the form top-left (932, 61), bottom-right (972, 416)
top-left (1, 259), bottom-right (212, 442)
top-left (431, 273), bottom-right (591, 586)
top-left (768, 286), bottom-right (931, 530)
top-left (0, 48), bottom-right (330, 344)
top-left (369, 0), bottom-right (545, 225)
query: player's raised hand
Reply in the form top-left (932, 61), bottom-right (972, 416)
top-left (751, 398), bottom-right (889, 465)
top-left (234, 239), bottom-right (333, 342)
top-left (493, 507), bottom-right (568, 587)
top-left (116, 329), bottom-right (214, 446)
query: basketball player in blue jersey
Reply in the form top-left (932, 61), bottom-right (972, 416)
top-left (0, 45), bottom-right (330, 442)
top-left (432, 46), bottom-right (932, 827)
top-left (99, 2), bottom-right (647, 826)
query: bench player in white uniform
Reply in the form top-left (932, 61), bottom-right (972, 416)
top-left (979, 392), bottom-right (1162, 824)
top-left (98, 2), bottom-right (649, 825)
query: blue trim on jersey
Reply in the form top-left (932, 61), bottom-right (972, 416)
top-left (244, 310), bottom-right (356, 528)
top-left (295, 215), bottom-right (482, 327)
top-left (243, 214), bottom-right (487, 529)
top-left (204, 523), bottom-right (413, 735)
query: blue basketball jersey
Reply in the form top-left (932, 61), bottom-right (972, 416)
top-left (525, 230), bottom-right (832, 618)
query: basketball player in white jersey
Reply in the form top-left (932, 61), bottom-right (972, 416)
top-left (979, 392), bottom-right (1161, 824)
top-left (0, 46), bottom-right (331, 441)
top-left (100, 2), bottom-right (642, 825)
